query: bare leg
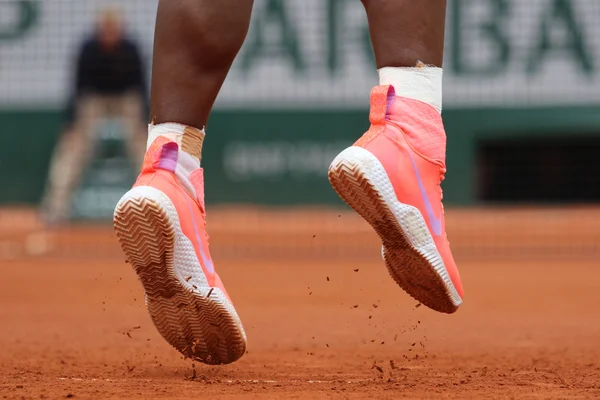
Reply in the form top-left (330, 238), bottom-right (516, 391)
top-left (150, 0), bottom-right (254, 128)
top-left (362, 0), bottom-right (447, 68)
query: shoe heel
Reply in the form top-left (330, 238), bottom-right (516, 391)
top-left (329, 147), bottom-right (412, 247)
top-left (114, 192), bottom-right (177, 295)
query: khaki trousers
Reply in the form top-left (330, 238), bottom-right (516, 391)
top-left (43, 93), bottom-right (146, 222)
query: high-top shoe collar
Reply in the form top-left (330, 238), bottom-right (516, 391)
top-left (144, 137), bottom-right (205, 212)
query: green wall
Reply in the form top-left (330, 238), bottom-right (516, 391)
top-left (2, 106), bottom-right (600, 207)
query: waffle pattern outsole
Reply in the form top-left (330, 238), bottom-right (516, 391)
top-left (328, 147), bottom-right (462, 313)
top-left (114, 186), bottom-right (246, 364)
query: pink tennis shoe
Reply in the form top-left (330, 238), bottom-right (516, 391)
top-left (329, 85), bottom-right (464, 313)
top-left (114, 130), bottom-right (246, 364)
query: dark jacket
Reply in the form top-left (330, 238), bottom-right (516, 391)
top-left (67, 36), bottom-right (147, 123)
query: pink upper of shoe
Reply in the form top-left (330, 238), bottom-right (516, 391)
top-left (133, 136), bottom-right (230, 298)
top-left (355, 85), bottom-right (464, 299)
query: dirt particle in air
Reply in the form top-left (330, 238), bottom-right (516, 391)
top-left (326, 277), bottom-right (330, 282)
top-left (354, 269), bottom-right (359, 272)
top-left (186, 363), bottom-right (197, 380)
top-left (371, 362), bottom-right (384, 374)
top-left (415, 303), bottom-right (422, 308)
top-left (372, 303), bottom-right (378, 308)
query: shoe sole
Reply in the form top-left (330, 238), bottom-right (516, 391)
top-left (328, 146), bottom-right (462, 313)
top-left (113, 186), bottom-right (247, 364)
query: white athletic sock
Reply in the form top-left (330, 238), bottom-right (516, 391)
top-left (378, 63), bottom-right (443, 114)
top-left (147, 123), bottom-right (205, 199)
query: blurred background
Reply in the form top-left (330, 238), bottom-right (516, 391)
top-left (1, 0), bottom-right (599, 261)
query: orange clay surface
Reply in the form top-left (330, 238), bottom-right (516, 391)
top-left (1, 208), bottom-right (599, 399)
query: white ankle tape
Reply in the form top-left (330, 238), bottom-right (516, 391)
top-left (378, 65), bottom-right (443, 114)
top-left (147, 123), bottom-right (188, 149)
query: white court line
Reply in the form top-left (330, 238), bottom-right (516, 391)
top-left (57, 377), bottom-right (375, 384)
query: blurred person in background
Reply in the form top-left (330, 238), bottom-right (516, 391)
top-left (42, 6), bottom-right (147, 224)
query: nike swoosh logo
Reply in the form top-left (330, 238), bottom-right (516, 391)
top-left (185, 197), bottom-right (215, 275)
top-left (407, 152), bottom-right (443, 237)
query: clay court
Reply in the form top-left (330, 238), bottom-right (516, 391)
top-left (1, 208), bottom-right (599, 399)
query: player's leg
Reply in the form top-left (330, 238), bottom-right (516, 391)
top-left (114, 0), bottom-right (253, 364)
top-left (329, 0), bottom-right (464, 313)
top-left (150, 0), bottom-right (252, 128)
top-left (362, 0), bottom-right (446, 68)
